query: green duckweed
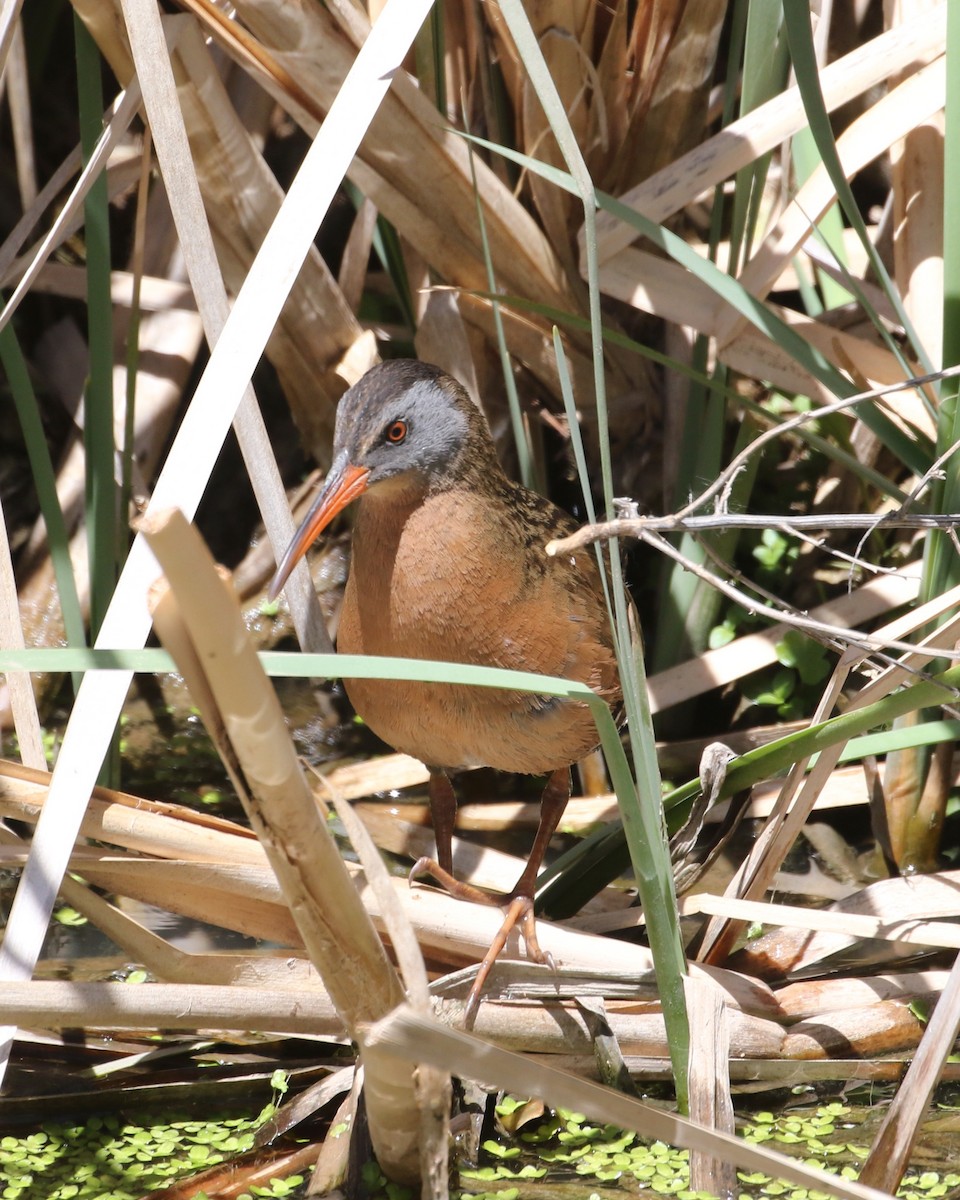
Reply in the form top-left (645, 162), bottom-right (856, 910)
top-left (458, 1101), bottom-right (960, 1200)
top-left (0, 1106), bottom-right (299, 1199)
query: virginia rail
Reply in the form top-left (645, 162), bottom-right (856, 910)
top-left (269, 359), bottom-right (621, 1021)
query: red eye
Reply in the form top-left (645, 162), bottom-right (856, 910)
top-left (386, 420), bottom-right (407, 443)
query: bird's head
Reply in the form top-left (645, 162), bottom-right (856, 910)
top-left (268, 360), bottom-right (495, 599)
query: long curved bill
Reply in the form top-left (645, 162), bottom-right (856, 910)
top-left (268, 452), bottom-right (370, 600)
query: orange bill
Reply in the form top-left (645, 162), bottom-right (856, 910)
top-left (268, 454), bottom-right (370, 599)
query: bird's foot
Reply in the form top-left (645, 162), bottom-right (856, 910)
top-left (463, 893), bottom-right (554, 1029)
top-left (409, 856), bottom-right (501, 906)
top-left (409, 861), bottom-right (554, 1028)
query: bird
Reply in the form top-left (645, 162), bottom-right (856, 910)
top-left (269, 359), bottom-right (621, 1023)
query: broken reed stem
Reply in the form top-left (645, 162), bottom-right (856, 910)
top-left (141, 506), bottom-right (425, 1185)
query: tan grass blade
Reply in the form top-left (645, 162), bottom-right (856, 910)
top-left (590, 0), bottom-right (629, 166)
top-left (687, 885), bottom-right (960, 953)
top-left (315, 752), bottom-right (430, 798)
top-left (612, 0), bottom-right (727, 193)
top-left (171, 21), bottom-right (370, 453)
top-left (228, 0), bottom-right (576, 316)
top-left (0, 146), bottom-right (82, 284)
top-left (0, 0), bottom-right (25, 70)
top-left (0, 83), bottom-right (143, 334)
top-left (5, 19), bottom-right (35, 208)
top-left (337, 195), bottom-right (378, 314)
top-left (597, 245), bottom-right (920, 401)
top-left (414, 290), bottom-right (481, 402)
top-left (520, 23), bottom-right (595, 280)
top-left (27, 263), bottom-right (195, 310)
top-left (589, 6), bottom-right (946, 263)
top-left (888, 0), bottom-right (945, 367)
top-left (715, 54), bottom-right (946, 349)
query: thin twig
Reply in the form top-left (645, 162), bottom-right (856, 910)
top-left (548, 511), bottom-right (960, 549)
top-left (675, 364), bottom-right (960, 522)
top-left (854, 434), bottom-right (960, 565)
top-left (638, 526), bottom-right (960, 663)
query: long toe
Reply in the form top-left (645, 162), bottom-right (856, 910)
top-left (409, 856), bottom-right (501, 906)
top-left (516, 899), bottom-right (556, 972)
top-left (464, 894), bottom-right (548, 1027)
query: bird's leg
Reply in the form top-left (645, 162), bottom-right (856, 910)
top-left (505, 766), bottom-right (571, 902)
top-left (463, 767), bottom-right (571, 1026)
top-left (428, 768), bottom-right (456, 875)
top-left (410, 770), bottom-right (495, 900)
top-left (409, 767), bottom-right (572, 1026)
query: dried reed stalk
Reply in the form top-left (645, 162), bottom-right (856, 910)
top-left (143, 507), bottom-right (426, 1185)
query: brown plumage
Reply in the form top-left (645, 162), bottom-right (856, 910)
top-left (270, 359), bottom-right (621, 1021)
